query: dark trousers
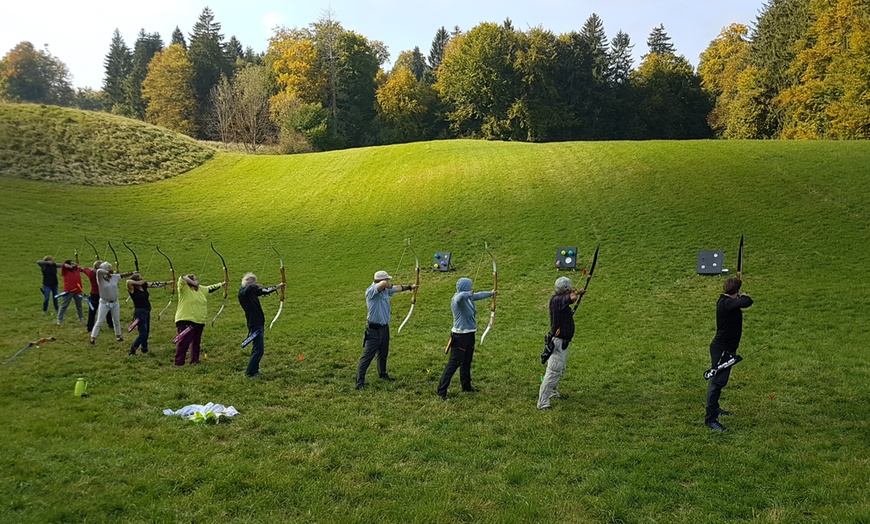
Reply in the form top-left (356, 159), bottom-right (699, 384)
top-left (246, 325), bottom-right (265, 376)
top-left (438, 332), bottom-right (476, 395)
top-left (705, 345), bottom-right (735, 424)
top-left (356, 324), bottom-right (389, 387)
top-left (131, 308), bottom-right (151, 353)
top-left (42, 285), bottom-right (59, 312)
top-left (87, 293), bottom-right (112, 332)
top-left (175, 322), bottom-right (205, 366)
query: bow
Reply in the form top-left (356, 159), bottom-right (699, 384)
top-left (74, 247), bottom-right (79, 266)
top-left (573, 244), bottom-right (600, 313)
top-left (269, 243), bottom-right (286, 329)
top-left (479, 242), bottom-right (498, 344)
top-left (156, 245), bottom-right (176, 320)
top-left (397, 238), bottom-right (420, 333)
top-left (107, 241), bottom-right (119, 272)
top-left (3, 337), bottom-right (56, 365)
top-left (123, 241), bottom-right (140, 273)
top-left (85, 237), bottom-right (100, 261)
top-left (737, 234), bottom-right (744, 281)
top-left (210, 242), bottom-right (228, 327)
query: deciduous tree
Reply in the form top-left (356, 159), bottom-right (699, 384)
top-left (142, 44), bottom-right (197, 136)
top-left (0, 41), bottom-right (73, 105)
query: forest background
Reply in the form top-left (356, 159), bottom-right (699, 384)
top-left (2, 0), bottom-right (869, 155)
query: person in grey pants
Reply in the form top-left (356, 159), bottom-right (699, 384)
top-left (538, 276), bottom-right (585, 409)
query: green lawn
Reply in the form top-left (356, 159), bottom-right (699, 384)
top-left (0, 137), bottom-right (868, 523)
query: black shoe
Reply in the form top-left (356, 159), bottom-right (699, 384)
top-left (706, 420), bottom-right (728, 431)
top-left (438, 392), bottom-right (448, 401)
top-left (462, 387), bottom-right (479, 393)
top-left (141, 348), bottom-right (148, 354)
top-left (379, 375), bottom-right (395, 382)
top-left (356, 384), bottom-right (367, 390)
top-left (718, 408), bottom-right (732, 416)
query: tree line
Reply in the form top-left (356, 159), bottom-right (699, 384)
top-left (1, 0), bottom-right (868, 151)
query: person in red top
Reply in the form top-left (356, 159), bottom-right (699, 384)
top-left (81, 260), bottom-right (113, 333)
top-left (57, 260), bottom-right (85, 325)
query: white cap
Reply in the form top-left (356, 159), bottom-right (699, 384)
top-left (374, 270), bottom-right (393, 281)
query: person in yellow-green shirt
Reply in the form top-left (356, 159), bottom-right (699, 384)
top-left (174, 273), bottom-right (225, 366)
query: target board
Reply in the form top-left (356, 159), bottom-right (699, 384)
top-left (555, 247), bottom-right (579, 269)
top-left (697, 250), bottom-right (727, 274)
top-left (432, 252), bottom-right (452, 272)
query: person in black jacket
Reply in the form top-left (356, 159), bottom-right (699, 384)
top-left (126, 273), bottom-right (171, 355)
top-left (238, 272), bottom-right (285, 377)
top-left (706, 277), bottom-right (753, 431)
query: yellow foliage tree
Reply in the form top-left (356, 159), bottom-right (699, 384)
top-left (778, 0), bottom-right (870, 139)
top-left (141, 44), bottom-right (198, 137)
top-left (698, 24), bottom-right (752, 137)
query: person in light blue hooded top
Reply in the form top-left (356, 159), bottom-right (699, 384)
top-left (437, 277), bottom-right (496, 400)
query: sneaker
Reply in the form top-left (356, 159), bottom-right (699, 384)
top-left (141, 348), bottom-right (148, 354)
top-left (128, 349), bottom-right (136, 356)
top-left (462, 387), bottom-right (480, 393)
top-left (379, 375), bottom-right (395, 382)
top-left (706, 420), bottom-right (728, 431)
top-left (718, 409), bottom-right (733, 416)
top-left (538, 405), bottom-right (552, 410)
top-left (116, 336), bottom-right (124, 343)
top-left (355, 384), bottom-right (367, 390)
top-left (89, 338), bottom-right (95, 345)
top-left (438, 392), bottom-right (448, 401)
top-left (246, 372), bottom-right (261, 379)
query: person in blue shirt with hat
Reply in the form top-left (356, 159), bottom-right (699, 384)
top-left (355, 270), bottom-right (417, 390)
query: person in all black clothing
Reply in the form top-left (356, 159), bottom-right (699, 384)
top-left (126, 273), bottom-right (171, 355)
top-left (238, 272), bottom-right (285, 377)
top-left (537, 276), bottom-right (585, 410)
top-left (706, 277), bottom-right (753, 431)
top-left (37, 256), bottom-right (62, 314)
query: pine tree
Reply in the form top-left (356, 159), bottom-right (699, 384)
top-left (171, 26), bottom-right (187, 49)
top-left (102, 29), bottom-right (132, 112)
top-left (188, 7), bottom-right (232, 137)
top-left (646, 24), bottom-right (676, 56)
top-left (608, 30), bottom-right (635, 84)
top-left (226, 36), bottom-right (243, 65)
top-left (428, 26), bottom-right (450, 72)
top-left (118, 29), bottom-right (163, 119)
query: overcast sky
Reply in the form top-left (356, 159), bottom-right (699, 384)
top-left (0, 0), bottom-right (764, 90)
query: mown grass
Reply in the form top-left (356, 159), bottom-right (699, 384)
top-left (0, 138), bottom-right (868, 523)
top-left (0, 103), bottom-right (214, 185)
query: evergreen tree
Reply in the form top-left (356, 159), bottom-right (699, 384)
top-left (171, 26), bottom-right (187, 49)
top-left (646, 24), bottom-right (676, 56)
top-left (608, 30), bottom-right (634, 84)
top-left (188, 7), bottom-right (232, 138)
top-left (117, 29), bottom-right (163, 119)
top-left (394, 47), bottom-right (427, 81)
top-left (749, 0), bottom-right (812, 137)
top-left (226, 36), bottom-right (244, 65)
top-left (428, 26), bottom-right (450, 72)
top-left (102, 29), bottom-right (132, 112)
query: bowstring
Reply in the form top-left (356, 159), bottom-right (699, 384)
top-left (395, 240), bottom-right (408, 279)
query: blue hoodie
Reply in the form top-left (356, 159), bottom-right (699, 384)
top-left (451, 278), bottom-right (493, 333)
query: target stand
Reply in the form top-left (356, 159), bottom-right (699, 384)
top-left (432, 252), bottom-right (452, 272)
top-left (555, 247), bottom-right (579, 270)
top-left (697, 250), bottom-right (728, 275)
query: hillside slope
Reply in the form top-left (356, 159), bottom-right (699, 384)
top-left (0, 139), bottom-right (868, 523)
top-left (0, 103), bottom-right (214, 185)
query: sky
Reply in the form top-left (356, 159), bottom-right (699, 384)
top-left (0, 0), bottom-right (765, 90)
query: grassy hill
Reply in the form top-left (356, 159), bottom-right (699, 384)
top-left (0, 103), bottom-right (214, 185)
top-left (0, 138), bottom-right (868, 523)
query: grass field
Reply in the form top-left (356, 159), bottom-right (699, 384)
top-left (0, 122), bottom-right (868, 522)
